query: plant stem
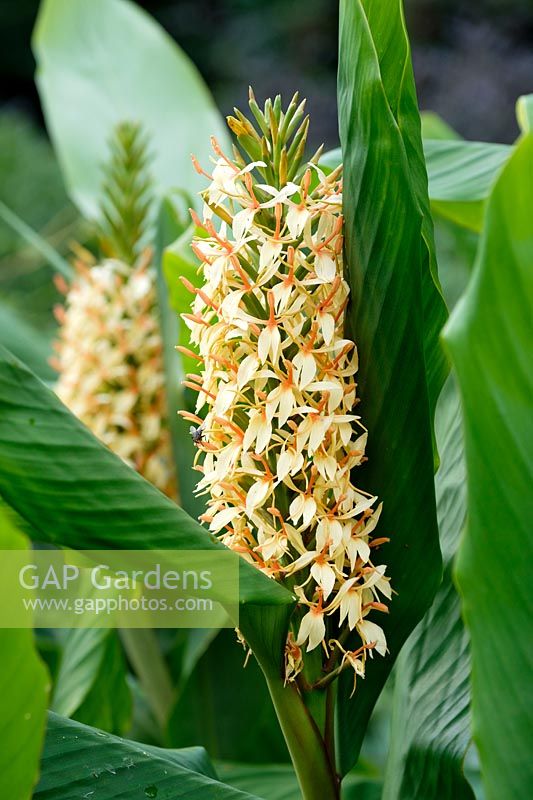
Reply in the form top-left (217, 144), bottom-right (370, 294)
top-left (265, 673), bottom-right (339, 800)
top-left (119, 628), bottom-right (174, 730)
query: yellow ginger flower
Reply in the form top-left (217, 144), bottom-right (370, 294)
top-left (53, 122), bottom-right (176, 498)
top-left (180, 91), bottom-right (391, 689)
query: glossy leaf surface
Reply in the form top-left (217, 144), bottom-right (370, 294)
top-left (337, 0), bottom-right (442, 772)
top-left (444, 132), bottom-right (533, 800)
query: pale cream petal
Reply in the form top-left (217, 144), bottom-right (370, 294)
top-left (276, 449), bottom-right (293, 482)
top-left (358, 619), bottom-right (387, 656)
top-left (209, 507), bottom-right (241, 532)
top-left (258, 328), bottom-right (272, 364)
top-left (237, 355), bottom-right (259, 388)
top-left (278, 388), bottom-right (295, 426)
top-left (232, 207), bottom-right (255, 240)
top-left (245, 479), bottom-right (271, 515)
top-left (286, 206), bottom-right (310, 238)
top-left (347, 591), bottom-right (363, 630)
top-left (314, 252), bottom-right (337, 282)
top-left (319, 312), bottom-right (335, 345)
top-left (289, 493), bottom-right (305, 523)
top-left (302, 496), bottom-right (317, 528)
top-left (259, 239), bottom-right (283, 270)
top-left (296, 608), bottom-right (325, 652)
top-left (242, 411), bottom-right (262, 452)
top-left (311, 562), bottom-right (336, 600)
top-left (255, 416), bottom-right (272, 455)
top-left (294, 352), bottom-right (317, 389)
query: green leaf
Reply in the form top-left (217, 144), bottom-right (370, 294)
top-left (382, 225), bottom-right (475, 800)
top-left (168, 629), bottom-right (289, 763)
top-left (327, 48), bottom-right (449, 421)
top-left (425, 140), bottom-right (511, 232)
top-left (0, 348), bottom-right (298, 781)
top-left (383, 378), bottom-right (474, 800)
top-left (0, 345), bottom-right (296, 720)
top-left (326, 7), bottom-right (450, 417)
top-left (33, 0), bottom-right (230, 219)
top-left (322, 138), bottom-right (512, 236)
top-left (119, 628), bottom-right (175, 732)
top-left (162, 221), bottom-right (203, 377)
top-left (433, 220), bottom-right (477, 312)
top-left (0, 109), bottom-right (78, 260)
top-left (420, 112), bottom-right (460, 141)
top-left (516, 93), bottom-right (533, 133)
top-left (0, 344), bottom-right (293, 614)
top-left (0, 199), bottom-right (73, 279)
top-left (337, 0), bottom-right (442, 772)
top-left (444, 131), bottom-right (533, 800)
top-left (0, 505), bottom-right (49, 800)
top-left (172, 628), bottom-right (220, 693)
top-left (35, 712), bottom-right (260, 799)
top-left (216, 763), bottom-right (300, 800)
top-left (53, 628), bottom-right (132, 735)
top-left (371, 3), bottom-right (448, 420)
top-left (0, 298), bottom-right (56, 382)
top-left (216, 762), bottom-right (382, 800)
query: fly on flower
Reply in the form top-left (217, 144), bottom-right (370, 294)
top-left (178, 88), bottom-right (392, 693)
top-left (189, 425), bottom-right (204, 445)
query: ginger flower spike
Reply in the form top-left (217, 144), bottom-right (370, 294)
top-left (180, 90), bottom-right (392, 691)
top-left (54, 122), bottom-right (176, 498)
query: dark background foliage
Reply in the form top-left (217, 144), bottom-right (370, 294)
top-left (1, 0), bottom-right (532, 150)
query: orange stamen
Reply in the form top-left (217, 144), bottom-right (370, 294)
top-left (178, 411), bottom-right (204, 424)
top-left (175, 346), bottom-right (203, 362)
top-left (191, 155), bottom-right (212, 180)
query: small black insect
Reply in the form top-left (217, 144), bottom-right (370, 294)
top-left (189, 425), bottom-right (204, 445)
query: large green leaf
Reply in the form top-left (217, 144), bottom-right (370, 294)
top-left (433, 220), bottom-right (477, 312)
top-left (216, 762), bottom-right (382, 800)
top-left (33, 0), bottom-right (229, 219)
top-left (420, 112), bottom-right (460, 141)
top-left (0, 345), bottom-right (292, 614)
top-left (382, 215), bottom-right (476, 799)
top-left (322, 138), bottom-right (511, 237)
top-left (0, 344), bottom-right (297, 729)
top-left (217, 763), bottom-right (301, 800)
top-left (52, 628), bottom-right (132, 735)
top-left (370, 0), bottom-right (448, 419)
top-left (443, 131), bottom-right (533, 800)
top-left (425, 140), bottom-right (511, 232)
top-left (0, 506), bottom-right (49, 800)
top-left (336, 0), bottom-right (442, 772)
top-left (382, 378), bottom-right (474, 800)
top-left (35, 713), bottom-right (260, 799)
top-left (326, 0), bottom-right (450, 419)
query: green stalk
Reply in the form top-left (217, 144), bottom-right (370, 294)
top-left (265, 674), bottom-right (340, 800)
